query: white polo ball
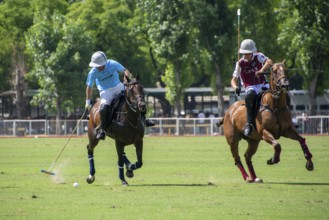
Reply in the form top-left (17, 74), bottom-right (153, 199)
top-left (73, 182), bottom-right (79, 188)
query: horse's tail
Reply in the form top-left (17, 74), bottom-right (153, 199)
top-left (216, 118), bottom-right (224, 127)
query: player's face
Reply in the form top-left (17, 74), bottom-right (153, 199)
top-left (96, 66), bottom-right (105, 71)
top-left (243, 53), bottom-right (253, 62)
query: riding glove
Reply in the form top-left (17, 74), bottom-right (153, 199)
top-left (235, 87), bottom-right (241, 96)
top-left (85, 100), bottom-right (92, 111)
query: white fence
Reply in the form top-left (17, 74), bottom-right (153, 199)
top-left (0, 116), bottom-right (328, 137)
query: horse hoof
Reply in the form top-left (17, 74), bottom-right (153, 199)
top-left (267, 158), bottom-right (274, 165)
top-left (267, 157), bottom-right (280, 165)
top-left (254, 178), bottom-right (263, 183)
top-left (126, 170), bottom-right (134, 178)
top-left (86, 175), bottom-right (95, 184)
top-left (122, 181), bottom-right (129, 186)
top-left (306, 160), bottom-right (314, 171)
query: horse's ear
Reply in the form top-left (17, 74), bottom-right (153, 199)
top-left (282, 59), bottom-right (286, 64)
top-left (136, 72), bottom-right (140, 81)
top-left (124, 73), bottom-right (130, 84)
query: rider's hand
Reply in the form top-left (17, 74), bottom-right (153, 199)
top-left (255, 70), bottom-right (263, 77)
top-left (85, 100), bottom-right (92, 111)
top-left (235, 87), bottom-right (241, 96)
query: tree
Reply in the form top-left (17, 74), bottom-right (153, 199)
top-left (138, 0), bottom-right (204, 116)
top-left (190, 0), bottom-right (234, 117)
top-left (228, 0), bottom-right (283, 61)
top-left (277, 0), bottom-right (329, 115)
top-left (26, 8), bottom-right (93, 126)
top-left (0, 0), bottom-right (34, 118)
top-left (0, 0), bottom-right (72, 119)
top-left (67, 0), bottom-right (156, 86)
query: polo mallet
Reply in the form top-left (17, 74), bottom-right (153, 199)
top-left (236, 8), bottom-right (242, 101)
top-left (237, 8), bottom-right (241, 62)
top-left (41, 109), bottom-right (87, 175)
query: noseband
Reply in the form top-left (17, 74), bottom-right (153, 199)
top-left (275, 75), bottom-right (287, 87)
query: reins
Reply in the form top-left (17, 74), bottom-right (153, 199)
top-left (260, 90), bottom-right (287, 115)
top-left (125, 95), bottom-right (138, 112)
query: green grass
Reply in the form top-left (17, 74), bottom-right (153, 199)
top-left (0, 136), bottom-right (328, 220)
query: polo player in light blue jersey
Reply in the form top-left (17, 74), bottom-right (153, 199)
top-left (85, 51), bottom-right (155, 140)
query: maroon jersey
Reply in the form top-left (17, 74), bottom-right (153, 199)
top-left (239, 53), bottom-right (267, 88)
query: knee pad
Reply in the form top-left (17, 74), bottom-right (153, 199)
top-left (100, 104), bottom-right (110, 112)
top-left (245, 89), bottom-right (257, 99)
top-left (245, 90), bottom-right (257, 106)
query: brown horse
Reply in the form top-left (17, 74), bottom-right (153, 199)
top-left (218, 61), bottom-right (314, 182)
top-left (86, 74), bottom-right (146, 186)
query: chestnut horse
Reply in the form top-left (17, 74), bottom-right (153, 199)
top-left (218, 61), bottom-right (314, 182)
top-left (86, 74), bottom-right (146, 186)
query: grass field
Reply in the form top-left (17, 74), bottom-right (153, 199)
top-left (0, 135), bottom-right (328, 220)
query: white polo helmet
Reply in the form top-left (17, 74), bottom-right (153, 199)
top-left (89, 51), bottom-right (107, 67)
top-left (239, 39), bottom-right (257, 54)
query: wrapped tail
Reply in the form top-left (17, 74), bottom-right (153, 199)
top-left (216, 118), bottom-right (224, 127)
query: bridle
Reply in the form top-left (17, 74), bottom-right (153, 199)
top-left (271, 63), bottom-right (289, 91)
top-left (125, 80), bottom-right (145, 113)
top-left (261, 63), bottom-right (290, 114)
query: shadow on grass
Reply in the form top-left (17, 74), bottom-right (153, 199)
top-left (266, 182), bottom-right (329, 186)
top-left (131, 183), bottom-right (217, 187)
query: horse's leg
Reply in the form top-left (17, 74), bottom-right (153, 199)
top-left (129, 139), bottom-right (143, 170)
top-left (262, 129), bottom-right (282, 165)
top-left (86, 129), bottom-right (99, 184)
top-left (228, 139), bottom-right (251, 182)
top-left (283, 126), bottom-right (314, 171)
top-left (86, 147), bottom-right (96, 184)
top-left (85, 106), bottom-right (101, 184)
top-left (123, 139), bottom-right (144, 178)
top-left (245, 139), bottom-right (262, 182)
top-left (123, 153), bottom-right (134, 178)
top-left (132, 139), bottom-right (144, 170)
top-left (86, 120), bottom-right (98, 184)
top-left (116, 140), bottom-right (128, 186)
top-left (235, 161), bottom-right (251, 182)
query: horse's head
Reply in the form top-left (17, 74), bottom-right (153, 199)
top-left (270, 60), bottom-right (290, 92)
top-left (124, 73), bottom-right (146, 113)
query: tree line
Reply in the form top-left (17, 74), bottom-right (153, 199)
top-left (0, 0), bottom-right (328, 119)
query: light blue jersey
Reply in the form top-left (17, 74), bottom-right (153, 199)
top-left (86, 60), bottom-right (125, 91)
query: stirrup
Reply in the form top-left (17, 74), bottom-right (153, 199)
top-left (243, 123), bottom-right (254, 136)
top-left (145, 119), bottom-right (155, 127)
top-left (96, 129), bottom-right (106, 140)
